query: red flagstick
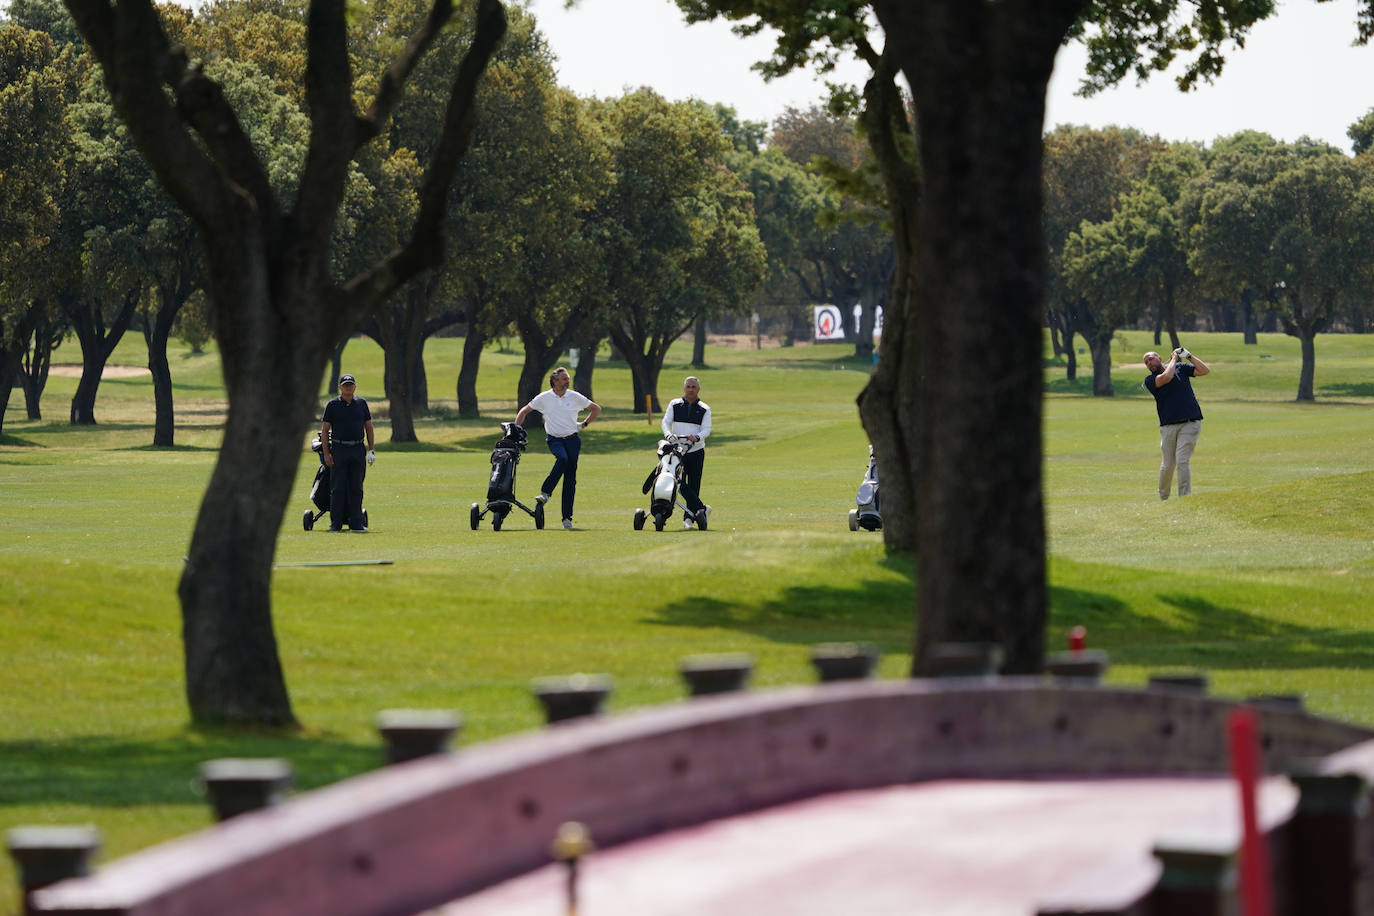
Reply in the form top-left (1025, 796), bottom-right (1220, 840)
top-left (1229, 707), bottom-right (1273, 916)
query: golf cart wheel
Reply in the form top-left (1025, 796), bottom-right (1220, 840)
top-left (492, 512), bottom-right (503, 532)
top-left (534, 503), bottom-right (545, 530)
top-left (848, 508), bottom-right (859, 531)
top-left (633, 508), bottom-right (646, 531)
top-left (303, 510), bottom-right (314, 531)
top-left (696, 508), bottom-right (708, 531)
top-left (469, 503), bottom-right (481, 531)
top-left (653, 514), bottom-right (665, 532)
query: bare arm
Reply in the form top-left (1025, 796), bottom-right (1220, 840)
top-left (1153, 353), bottom-right (1180, 387)
top-left (582, 402), bottom-right (601, 427)
top-left (1189, 355), bottom-right (1210, 377)
top-left (321, 421), bottom-right (334, 467)
top-left (364, 419), bottom-right (375, 450)
top-left (515, 404), bottom-right (533, 426)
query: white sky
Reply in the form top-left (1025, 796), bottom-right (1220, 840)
top-left (523, 0), bottom-right (1374, 152)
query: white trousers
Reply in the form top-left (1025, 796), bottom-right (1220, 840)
top-left (1158, 420), bottom-right (1201, 500)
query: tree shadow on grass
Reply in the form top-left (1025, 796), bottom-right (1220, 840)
top-left (1318, 382), bottom-right (1374, 399)
top-left (1049, 585), bottom-right (1374, 671)
top-left (641, 557), bottom-right (915, 656)
top-left (0, 730), bottom-right (382, 808)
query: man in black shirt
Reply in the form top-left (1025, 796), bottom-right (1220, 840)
top-left (320, 373), bottom-right (376, 531)
top-left (1143, 348), bottom-right (1210, 500)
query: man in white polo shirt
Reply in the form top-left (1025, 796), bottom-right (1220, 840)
top-left (515, 367), bottom-right (601, 529)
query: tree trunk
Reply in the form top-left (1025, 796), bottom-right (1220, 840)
top-left (1242, 290), bottom-right (1259, 345)
top-left (573, 334), bottom-right (599, 400)
top-left (0, 344), bottom-right (17, 438)
top-left (610, 323), bottom-right (654, 413)
top-left (692, 316), bottom-right (706, 367)
top-left (875, 0), bottom-right (1075, 676)
top-left (66, 289), bottom-right (138, 426)
top-left (855, 48), bottom-right (919, 555)
top-left (144, 292), bottom-right (181, 447)
top-left (386, 338), bottom-right (417, 443)
top-left (20, 309), bottom-right (62, 420)
top-left (457, 322), bottom-right (486, 419)
top-left (412, 351), bottom-right (429, 412)
top-left (1297, 330), bottom-right (1316, 401)
top-left (1088, 332), bottom-right (1114, 397)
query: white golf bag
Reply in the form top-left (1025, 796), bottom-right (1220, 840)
top-left (634, 434), bottom-right (707, 532)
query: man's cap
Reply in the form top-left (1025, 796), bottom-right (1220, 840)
top-left (339, 374), bottom-right (356, 386)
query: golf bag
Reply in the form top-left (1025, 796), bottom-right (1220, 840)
top-left (470, 423), bottom-right (544, 531)
top-left (633, 434), bottom-right (707, 532)
top-left (848, 445), bottom-right (881, 532)
top-left (302, 436), bottom-right (368, 531)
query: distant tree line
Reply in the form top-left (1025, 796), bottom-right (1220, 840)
top-left (0, 0), bottom-right (892, 442)
top-left (1044, 125), bottom-right (1374, 400)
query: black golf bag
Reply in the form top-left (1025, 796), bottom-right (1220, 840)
top-left (302, 436), bottom-right (368, 531)
top-left (470, 423), bottom-right (544, 531)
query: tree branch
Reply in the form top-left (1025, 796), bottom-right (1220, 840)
top-left (356, 0), bottom-right (459, 145)
top-left (63, 0), bottom-right (236, 233)
top-left (344, 0), bottom-right (508, 307)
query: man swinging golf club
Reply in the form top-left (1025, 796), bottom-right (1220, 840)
top-left (1143, 347), bottom-right (1210, 500)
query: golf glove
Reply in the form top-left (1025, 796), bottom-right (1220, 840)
top-left (367, 449), bottom-right (376, 467)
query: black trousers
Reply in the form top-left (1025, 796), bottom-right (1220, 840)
top-left (679, 448), bottom-right (705, 514)
top-left (329, 448), bottom-right (367, 529)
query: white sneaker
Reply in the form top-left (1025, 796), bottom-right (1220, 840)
top-left (536, 493), bottom-right (550, 505)
top-left (683, 516), bottom-right (695, 530)
top-left (562, 518), bottom-right (573, 529)
top-left (705, 505), bottom-right (712, 522)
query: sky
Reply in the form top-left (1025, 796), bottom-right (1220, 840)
top-left (522, 0), bottom-right (1374, 152)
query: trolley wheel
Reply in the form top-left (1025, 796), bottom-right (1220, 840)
top-left (492, 511), bottom-right (504, 532)
top-left (695, 508), bottom-right (709, 531)
top-left (534, 503), bottom-right (545, 530)
top-left (303, 510), bottom-right (314, 531)
top-left (470, 503), bottom-right (481, 530)
top-left (633, 508), bottom-right (646, 531)
top-left (848, 508), bottom-right (859, 531)
top-left (653, 513), bottom-right (665, 532)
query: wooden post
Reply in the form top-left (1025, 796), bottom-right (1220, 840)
top-left (1151, 841), bottom-right (1237, 915)
top-left (679, 653), bottom-right (753, 697)
top-left (198, 758), bottom-right (293, 821)
top-left (810, 642), bottom-right (880, 682)
top-left (532, 674), bottom-right (613, 724)
top-left (1287, 767), bottom-right (1367, 915)
top-left (376, 709), bottom-right (462, 764)
top-left (7, 827), bottom-right (100, 916)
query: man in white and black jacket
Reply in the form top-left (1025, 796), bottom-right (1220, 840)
top-left (661, 376), bottom-right (712, 529)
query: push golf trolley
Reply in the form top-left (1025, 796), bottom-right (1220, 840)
top-left (633, 433), bottom-right (708, 532)
top-left (847, 445), bottom-right (881, 532)
top-left (470, 422), bottom-right (545, 531)
top-left (302, 437), bottom-right (369, 531)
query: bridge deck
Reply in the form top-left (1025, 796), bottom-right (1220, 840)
top-left (436, 775), bottom-right (1293, 915)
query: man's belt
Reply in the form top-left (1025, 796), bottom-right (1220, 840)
top-left (333, 439), bottom-right (365, 445)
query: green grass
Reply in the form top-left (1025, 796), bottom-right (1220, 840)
top-left (2, 328), bottom-right (1373, 913)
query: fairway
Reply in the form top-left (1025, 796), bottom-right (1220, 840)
top-left (2, 329), bottom-right (1373, 912)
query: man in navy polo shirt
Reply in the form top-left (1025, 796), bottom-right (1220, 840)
top-left (1143, 348), bottom-right (1211, 500)
top-left (320, 373), bottom-right (376, 531)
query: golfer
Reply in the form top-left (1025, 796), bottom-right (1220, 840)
top-left (515, 367), bottom-right (600, 529)
top-left (320, 373), bottom-right (376, 531)
top-left (1143, 348), bottom-right (1210, 500)
top-left (662, 376), bottom-right (711, 529)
